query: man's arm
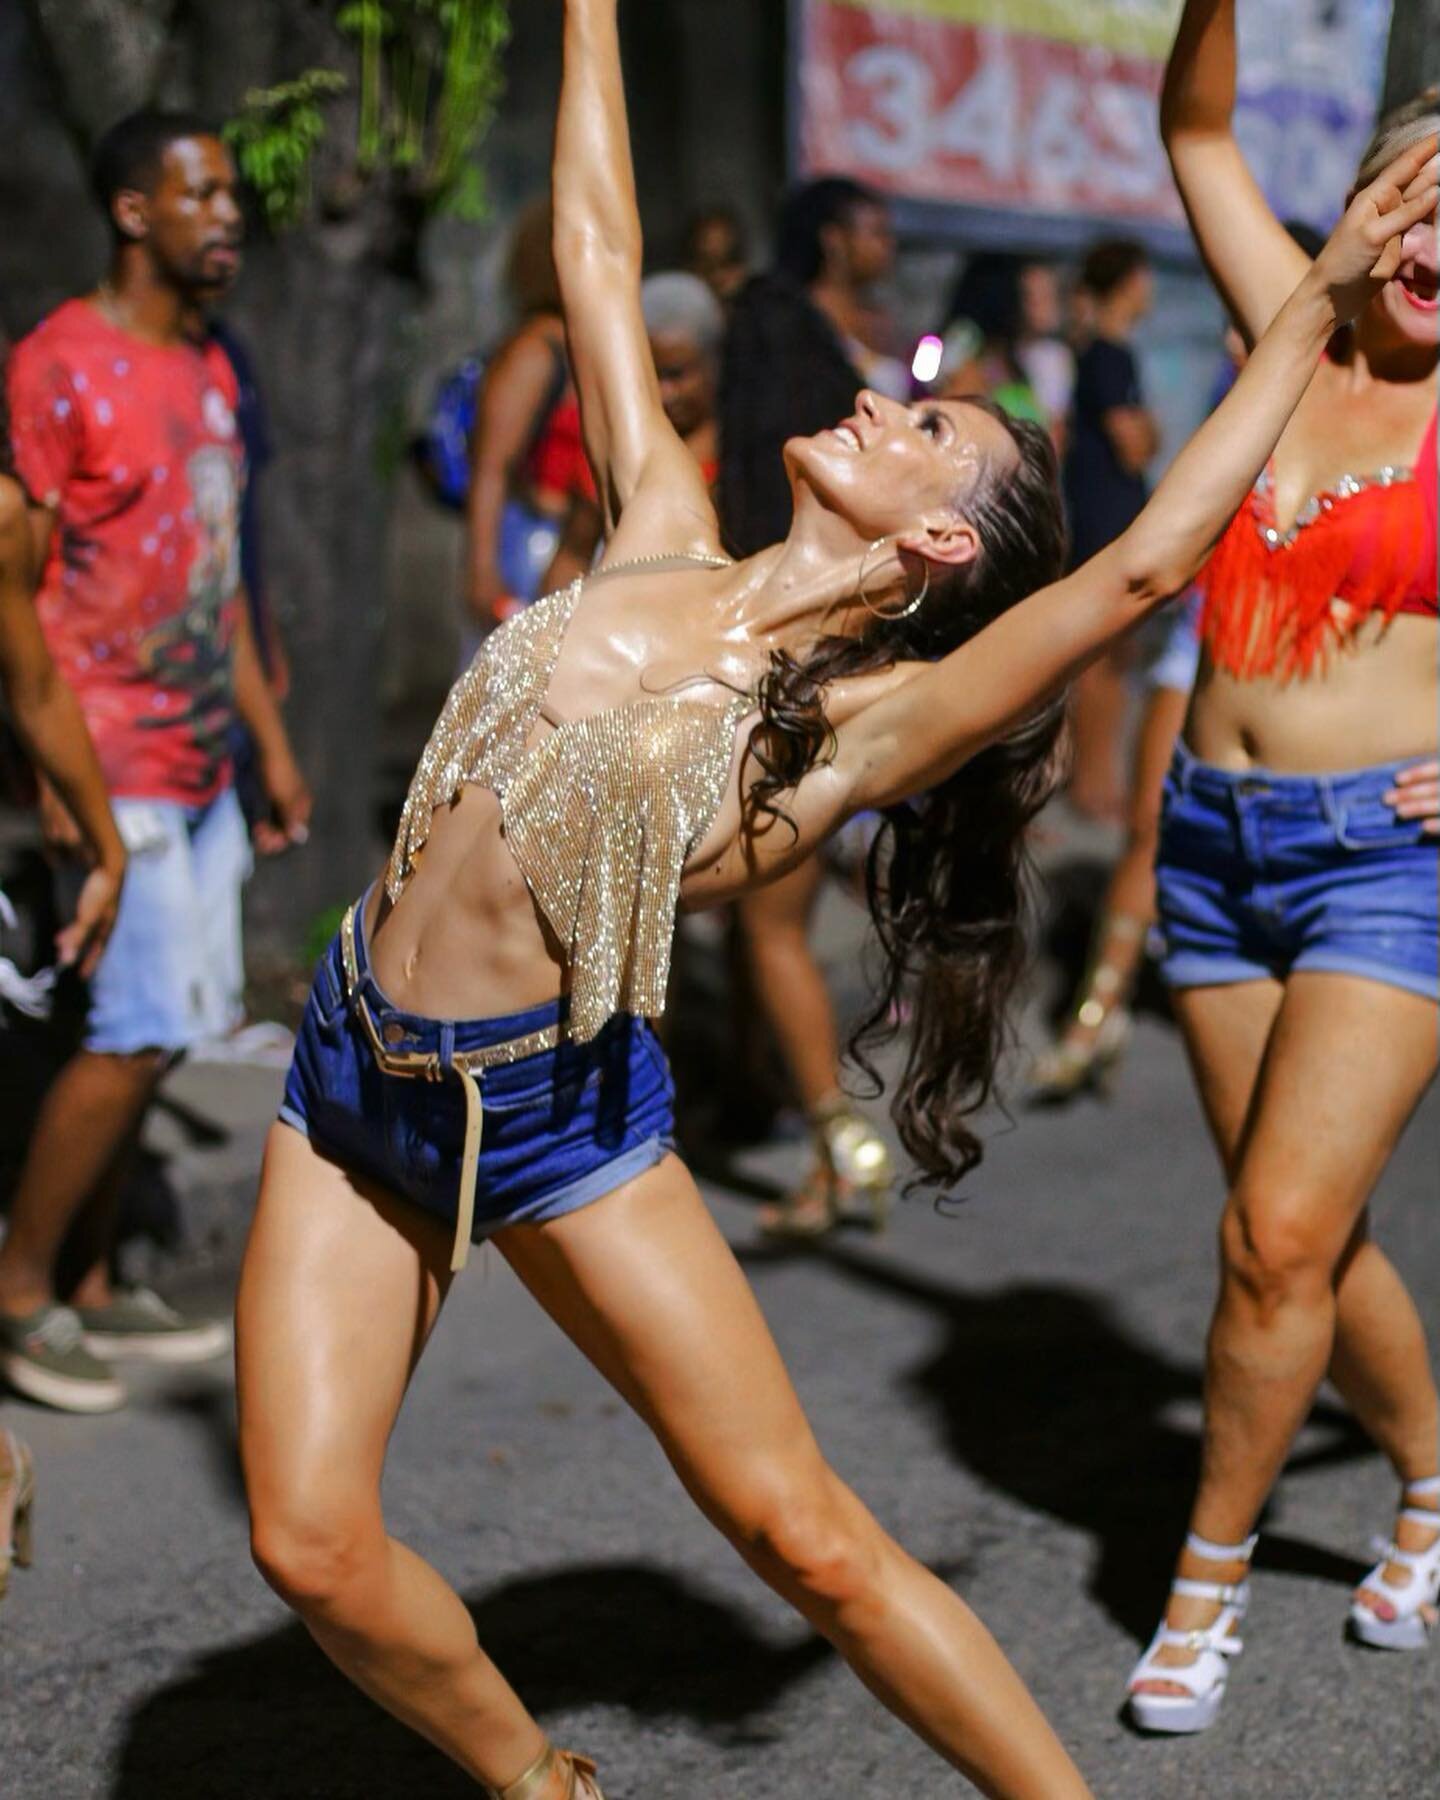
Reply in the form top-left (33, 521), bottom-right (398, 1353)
top-left (1092, 343), bottom-right (1159, 476)
top-left (231, 592), bottom-right (310, 854)
top-left (0, 484), bottom-right (125, 973)
top-left (1101, 404), bottom-right (1161, 476)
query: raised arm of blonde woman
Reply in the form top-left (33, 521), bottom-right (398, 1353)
top-left (1160, 0), bottom-right (1315, 343)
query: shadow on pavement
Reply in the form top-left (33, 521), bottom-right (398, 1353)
top-left (158, 1380), bottom-right (247, 1510)
top-left (111, 1562), bottom-right (831, 1798)
top-left (758, 1245), bottom-right (1373, 1643)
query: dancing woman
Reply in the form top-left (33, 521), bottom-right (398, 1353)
top-left (1126, 0), bottom-right (1440, 1736)
top-left (235, 1), bottom-right (1436, 1792)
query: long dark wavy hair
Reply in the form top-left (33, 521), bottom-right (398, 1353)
top-left (741, 398), bottom-right (1068, 1193)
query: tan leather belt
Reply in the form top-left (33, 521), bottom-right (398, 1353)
top-left (339, 902), bottom-right (563, 1271)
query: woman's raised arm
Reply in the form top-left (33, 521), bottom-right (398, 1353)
top-left (1160, 0), bottom-right (1313, 345)
top-left (553, 0), bottom-right (719, 557)
top-left (830, 139), bottom-right (1439, 816)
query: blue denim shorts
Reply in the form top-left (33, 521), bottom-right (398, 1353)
top-left (61, 786), bottom-right (252, 1054)
top-left (1156, 744), bottom-right (1439, 1002)
top-left (278, 898), bottom-right (676, 1244)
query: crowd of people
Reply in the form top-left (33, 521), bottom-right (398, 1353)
top-left (0, 0), bottom-right (1436, 1792)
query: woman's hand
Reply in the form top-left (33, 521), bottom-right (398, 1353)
top-left (1386, 761), bottom-right (1440, 837)
top-left (1308, 135), bottom-right (1438, 328)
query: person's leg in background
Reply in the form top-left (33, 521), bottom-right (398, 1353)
top-left (739, 856), bottom-right (892, 1238)
top-left (1066, 647), bottom-right (1133, 824)
top-left (0, 798), bottom-right (231, 1411)
top-left (1030, 682), bottom-right (1189, 1101)
top-left (1031, 595), bottom-right (1199, 1103)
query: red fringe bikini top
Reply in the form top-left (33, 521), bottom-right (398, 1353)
top-left (1197, 407), bottom-right (1437, 681)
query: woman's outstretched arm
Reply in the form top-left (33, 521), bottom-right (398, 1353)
top-left (830, 139), bottom-right (1439, 817)
top-left (554, 0), bottom-right (719, 558)
top-left (1160, 0), bottom-right (1312, 343)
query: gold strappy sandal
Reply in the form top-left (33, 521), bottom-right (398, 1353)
top-left (489, 1742), bottom-right (604, 1800)
top-left (758, 1098), bottom-right (893, 1240)
top-left (0, 1428), bottom-right (36, 1604)
top-left (1026, 913), bottom-right (1144, 1105)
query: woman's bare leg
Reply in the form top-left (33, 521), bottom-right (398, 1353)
top-left (738, 854), bottom-right (838, 1113)
top-left (1136, 975), bottom-right (1439, 1693)
top-left (1037, 685), bottom-right (1188, 1082)
top-left (1067, 650), bottom-right (1131, 823)
top-left (237, 1125), bottom-right (555, 1792)
top-left (1176, 979), bottom-right (1440, 1619)
top-left (497, 1160), bottom-right (1092, 1799)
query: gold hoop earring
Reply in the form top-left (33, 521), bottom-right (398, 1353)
top-left (857, 536), bottom-right (930, 621)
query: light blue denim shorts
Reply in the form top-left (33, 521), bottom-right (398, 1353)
top-left (1156, 744), bottom-right (1439, 1002)
top-left (66, 785), bottom-right (252, 1054)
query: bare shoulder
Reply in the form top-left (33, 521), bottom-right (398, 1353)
top-left (0, 476), bottom-right (33, 560)
top-left (0, 473), bottom-right (29, 526)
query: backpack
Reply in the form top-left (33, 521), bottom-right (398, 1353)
top-left (419, 356), bottom-right (486, 512)
top-left (418, 334), bottom-right (569, 513)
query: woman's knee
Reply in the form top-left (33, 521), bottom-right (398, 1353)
top-left (249, 1484), bottom-right (382, 1617)
top-left (1221, 1189), bottom-right (1341, 1313)
top-left (719, 1460), bottom-right (885, 1612)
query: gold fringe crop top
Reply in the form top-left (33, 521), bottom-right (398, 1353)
top-left (385, 558), bottom-right (750, 1042)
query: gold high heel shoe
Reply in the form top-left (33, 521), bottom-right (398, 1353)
top-left (1027, 914), bottom-right (1143, 1105)
top-left (1026, 1004), bottom-right (1133, 1104)
top-left (0, 1428), bottom-right (36, 1604)
top-left (819, 1100), bottom-right (892, 1231)
top-left (488, 1742), bottom-right (604, 1800)
top-left (758, 1099), bottom-right (893, 1239)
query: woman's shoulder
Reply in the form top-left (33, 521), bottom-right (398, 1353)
top-left (0, 474), bottom-right (38, 587)
top-left (0, 472), bottom-right (32, 536)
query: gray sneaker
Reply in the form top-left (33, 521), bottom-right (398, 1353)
top-left (76, 1286), bottom-right (231, 1365)
top-left (0, 1305), bottom-right (127, 1413)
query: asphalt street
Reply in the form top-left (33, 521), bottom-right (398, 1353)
top-left (1, 881), bottom-right (1436, 1800)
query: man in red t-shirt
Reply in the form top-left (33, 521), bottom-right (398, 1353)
top-left (0, 111), bottom-right (309, 1413)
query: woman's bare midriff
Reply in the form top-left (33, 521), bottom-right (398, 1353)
top-left (362, 560), bottom-right (767, 1026)
top-left (365, 787), bottom-right (572, 1024)
top-left (1183, 614), bottom-right (1438, 773)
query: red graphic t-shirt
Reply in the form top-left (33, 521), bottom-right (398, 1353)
top-left (7, 299), bottom-right (245, 803)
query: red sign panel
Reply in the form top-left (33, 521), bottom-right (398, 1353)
top-left (797, 2), bottom-right (1184, 225)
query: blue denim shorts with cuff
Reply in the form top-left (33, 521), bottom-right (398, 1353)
top-left (279, 894), bottom-right (676, 1249)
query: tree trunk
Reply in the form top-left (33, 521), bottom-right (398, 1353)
top-left (230, 227), bottom-right (405, 946)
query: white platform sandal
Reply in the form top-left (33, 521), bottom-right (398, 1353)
top-left (1348, 1476), bottom-right (1440, 1652)
top-left (1126, 1530), bottom-right (1257, 1735)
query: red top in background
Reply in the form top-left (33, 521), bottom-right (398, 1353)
top-left (1198, 409), bottom-right (1437, 681)
top-left (8, 299), bottom-right (246, 804)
